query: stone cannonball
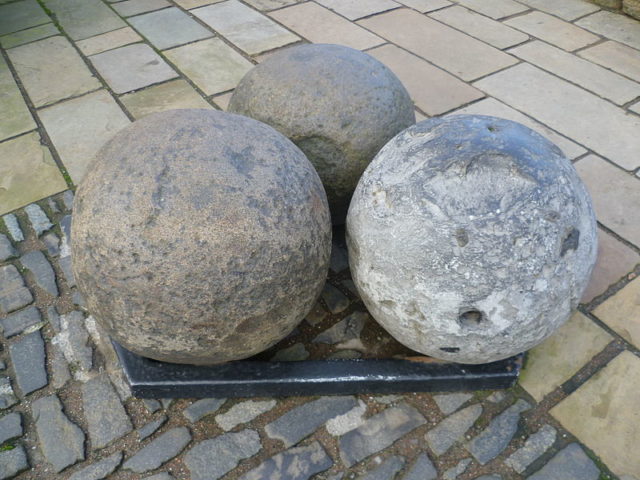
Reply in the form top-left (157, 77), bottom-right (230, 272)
top-left (228, 43), bottom-right (416, 224)
top-left (72, 109), bottom-right (331, 365)
top-left (347, 115), bottom-right (597, 364)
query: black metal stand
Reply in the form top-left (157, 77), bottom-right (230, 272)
top-left (113, 341), bottom-right (523, 398)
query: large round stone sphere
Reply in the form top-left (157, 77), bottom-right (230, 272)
top-left (347, 115), bottom-right (597, 364)
top-left (228, 43), bottom-right (415, 224)
top-left (72, 109), bottom-right (331, 365)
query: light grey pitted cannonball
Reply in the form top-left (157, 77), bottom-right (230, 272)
top-left (228, 43), bottom-right (415, 224)
top-left (72, 109), bottom-right (331, 365)
top-left (347, 115), bottom-right (597, 364)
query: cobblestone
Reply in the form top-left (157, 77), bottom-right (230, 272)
top-left (357, 455), bottom-right (405, 480)
top-left (403, 453), bottom-right (437, 480)
top-left (241, 441), bottom-right (333, 480)
top-left (82, 374), bottom-right (133, 449)
top-left (271, 343), bottom-right (309, 361)
top-left (2, 215), bottom-right (23, 242)
top-left (123, 427), bottom-right (191, 473)
top-left (433, 393), bottom-right (473, 415)
top-left (0, 265), bottom-right (33, 314)
top-left (42, 232), bottom-right (60, 257)
top-left (1, 305), bottom-right (41, 338)
top-left (185, 429), bottom-right (261, 480)
top-left (505, 424), bottom-right (557, 473)
top-left (67, 451), bottom-right (123, 480)
top-left (443, 458), bottom-right (472, 480)
top-left (32, 394), bottom-right (85, 473)
top-left (527, 444), bottom-right (600, 480)
top-left (320, 283), bottom-right (350, 314)
top-left (313, 311), bottom-right (367, 344)
top-left (326, 399), bottom-right (367, 436)
top-left (183, 398), bottom-right (226, 422)
top-left (24, 204), bottom-right (52, 236)
top-left (0, 377), bottom-right (18, 409)
top-left (9, 330), bottom-right (47, 395)
top-left (339, 403), bottom-right (426, 467)
top-left (216, 399), bottom-right (276, 431)
top-left (0, 412), bottom-right (22, 444)
top-left (265, 396), bottom-right (357, 447)
top-left (0, 446), bottom-right (29, 479)
top-left (52, 311), bottom-right (93, 379)
top-left (138, 415), bottom-right (167, 440)
top-left (426, 404), bottom-right (482, 456)
top-left (0, 234), bottom-right (16, 261)
top-left (20, 251), bottom-right (58, 296)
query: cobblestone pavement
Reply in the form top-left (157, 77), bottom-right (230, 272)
top-left (1, 0), bottom-right (640, 479)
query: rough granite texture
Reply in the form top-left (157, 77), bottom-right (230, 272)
top-left (347, 115), bottom-right (598, 363)
top-left (229, 43), bottom-right (415, 223)
top-left (72, 109), bottom-right (331, 364)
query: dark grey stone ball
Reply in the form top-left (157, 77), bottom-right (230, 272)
top-left (347, 115), bottom-right (597, 364)
top-left (72, 109), bottom-right (331, 365)
top-left (228, 43), bottom-right (415, 224)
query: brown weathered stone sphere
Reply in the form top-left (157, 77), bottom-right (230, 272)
top-left (72, 109), bottom-right (331, 365)
top-left (229, 43), bottom-right (416, 224)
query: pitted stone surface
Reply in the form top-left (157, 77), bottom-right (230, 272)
top-left (240, 441), bottom-right (333, 480)
top-left (82, 374), bottom-right (133, 449)
top-left (32, 395), bottom-right (85, 473)
top-left (404, 453), bottom-right (438, 480)
top-left (183, 398), bottom-right (226, 423)
top-left (0, 412), bottom-right (22, 444)
top-left (0, 265), bottom-right (33, 314)
top-left (24, 204), bottom-right (52, 236)
top-left (357, 455), bottom-right (405, 480)
top-left (265, 396), bottom-right (358, 447)
top-left (426, 404), bottom-right (483, 456)
top-left (347, 115), bottom-right (597, 364)
top-left (123, 427), bottom-right (191, 473)
top-left (0, 234), bottom-right (16, 261)
top-left (20, 250), bottom-right (58, 296)
top-left (0, 446), bottom-right (29, 479)
top-left (67, 451), bottom-right (123, 480)
top-left (505, 424), bottom-right (557, 473)
top-left (2, 214), bottom-right (23, 242)
top-left (9, 330), bottom-right (48, 395)
top-left (216, 399), bottom-right (276, 431)
top-left (72, 109), bottom-right (331, 365)
top-left (339, 403), bottom-right (426, 467)
top-left (185, 429), bottom-right (261, 480)
top-left (466, 399), bottom-right (531, 464)
top-left (1, 305), bottom-right (41, 338)
top-left (229, 43), bottom-right (415, 223)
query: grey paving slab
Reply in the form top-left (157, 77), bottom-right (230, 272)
top-left (0, 55), bottom-right (35, 142)
top-left (339, 403), bottom-right (426, 467)
top-left (0, 0), bottom-right (50, 36)
top-left (112, 0), bottom-right (171, 16)
top-left (164, 38), bottom-right (253, 95)
top-left (505, 11), bottom-right (599, 51)
top-left (0, 22), bottom-right (58, 49)
top-left (578, 40), bottom-right (640, 81)
top-left (123, 427), bottom-right (191, 473)
top-left (9, 330), bottom-right (48, 395)
top-left (1, 305), bottom-right (41, 338)
top-left (76, 27), bottom-right (143, 56)
top-left (175, 0), bottom-right (225, 8)
top-left (185, 429), bottom-right (261, 480)
top-left (120, 79), bottom-right (212, 119)
top-left (474, 63), bottom-right (640, 171)
top-left (315, 0), bottom-right (399, 20)
top-left (454, 0), bottom-right (527, 18)
top-left (515, 0), bottom-right (599, 20)
top-left (8, 36), bottom-right (101, 108)
top-left (242, 0), bottom-right (296, 10)
top-left (528, 443), bottom-right (599, 480)
top-left (32, 395), bottom-right (85, 472)
top-left (82, 374), bottom-right (133, 449)
top-left (128, 7), bottom-right (213, 50)
top-left (391, 0), bottom-right (450, 12)
top-left (577, 10), bottom-right (640, 51)
top-left (90, 43), bottom-right (178, 94)
top-left (67, 451), bottom-right (123, 480)
top-left (38, 90), bottom-right (131, 183)
top-left (509, 40), bottom-right (640, 105)
top-left (193, 0), bottom-right (299, 55)
top-left (0, 265), bottom-right (33, 314)
top-left (241, 441), bottom-right (332, 480)
top-left (359, 8), bottom-right (517, 81)
top-left (43, 0), bottom-right (126, 40)
top-left (20, 250), bottom-right (58, 296)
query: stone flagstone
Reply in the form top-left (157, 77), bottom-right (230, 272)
top-left (0, 55), bottom-right (35, 141)
top-left (359, 8), bottom-right (517, 81)
top-left (82, 374), bottom-right (133, 449)
top-left (241, 441), bottom-right (333, 480)
top-left (90, 43), bottom-right (178, 94)
top-left (425, 404), bottom-right (482, 456)
top-left (577, 10), bottom-right (640, 51)
top-left (314, 0), bottom-right (399, 20)
top-left (42, 0), bottom-right (126, 41)
top-left (504, 11), bottom-right (599, 51)
top-left (76, 27), bottom-right (143, 56)
top-left (8, 36), bottom-right (100, 108)
top-left (193, 0), bottom-right (299, 55)
top-left (0, 0), bottom-right (50, 36)
top-left (367, 44), bottom-right (483, 116)
top-left (594, 277), bottom-right (640, 349)
top-left (243, 0), bottom-right (297, 10)
top-left (123, 427), bottom-right (191, 473)
top-left (38, 90), bottom-right (131, 183)
top-left (269, 2), bottom-right (384, 50)
top-left (528, 443), bottom-right (600, 480)
top-left (0, 23), bottom-right (59, 49)
top-left (112, 0), bottom-right (171, 17)
top-left (164, 38), bottom-right (253, 95)
top-left (508, 40), bottom-right (640, 106)
top-left (128, 7), bottom-right (213, 50)
top-left (551, 352), bottom-right (640, 478)
top-left (455, 0), bottom-right (527, 19)
top-left (0, 133), bottom-right (67, 216)
top-left (474, 64), bottom-right (640, 171)
top-left (515, 0), bottom-right (599, 20)
top-left (578, 40), bottom-right (640, 81)
top-left (185, 429), bottom-right (261, 480)
top-left (430, 6), bottom-right (529, 49)
top-left (395, 0), bottom-right (451, 12)
top-left (120, 79), bottom-right (212, 119)
top-left (519, 312), bottom-right (612, 401)
top-left (32, 395), bottom-right (85, 473)
top-left (339, 403), bottom-right (426, 467)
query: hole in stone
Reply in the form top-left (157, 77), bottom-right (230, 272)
top-left (440, 347), bottom-right (460, 353)
top-left (561, 227), bottom-right (580, 257)
top-left (455, 228), bottom-right (469, 247)
top-left (487, 125), bottom-right (497, 132)
top-left (458, 309), bottom-right (486, 328)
